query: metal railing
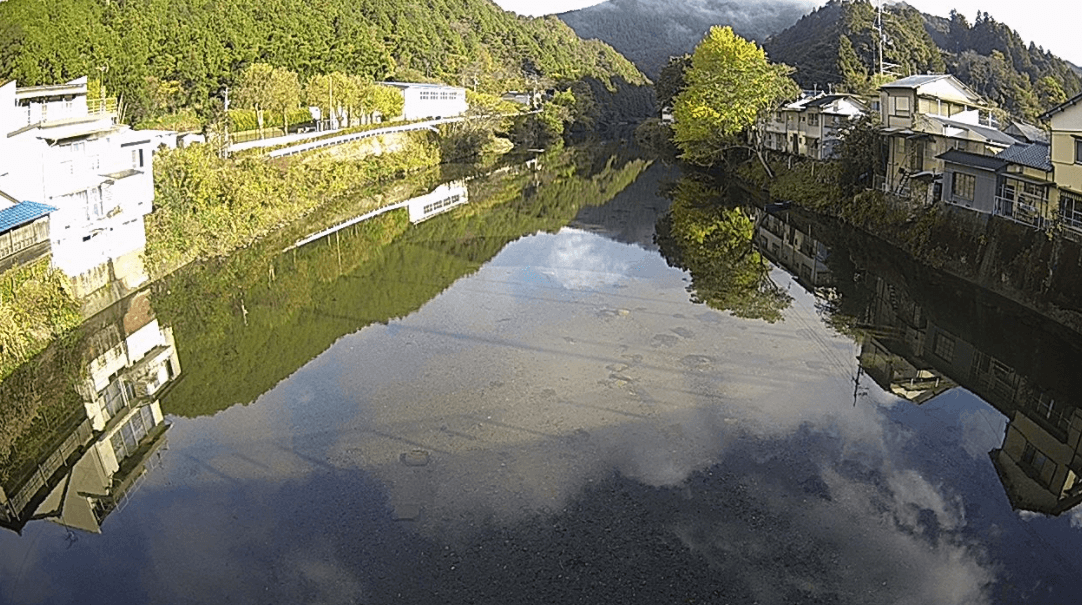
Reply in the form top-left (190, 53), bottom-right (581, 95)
top-left (1060, 205), bottom-right (1082, 233)
top-left (5, 418), bottom-right (94, 515)
top-left (994, 196), bottom-right (1046, 229)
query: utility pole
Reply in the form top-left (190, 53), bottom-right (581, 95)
top-left (221, 86), bottom-right (230, 157)
top-left (876, 2), bottom-right (884, 77)
top-left (875, 2), bottom-right (898, 78)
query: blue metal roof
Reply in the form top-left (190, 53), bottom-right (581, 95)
top-left (0, 201), bottom-right (57, 233)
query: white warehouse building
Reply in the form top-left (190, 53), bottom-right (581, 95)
top-left (383, 82), bottom-right (468, 121)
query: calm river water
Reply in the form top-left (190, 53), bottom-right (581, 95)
top-left (2, 144), bottom-right (1082, 604)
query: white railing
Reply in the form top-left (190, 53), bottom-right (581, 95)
top-left (16, 98), bottom-right (116, 126)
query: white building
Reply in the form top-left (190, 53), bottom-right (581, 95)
top-left (382, 82), bottom-right (468, 121)
top-left (761, 93), bottom-right (867, 160)
top-left (406, 181), bottom-right (468, 223)
top-left (0, 77), bottom-right (171, 286)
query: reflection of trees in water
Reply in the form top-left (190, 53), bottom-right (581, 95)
top-left (656, 174), bottom-right (792, 323)
top-left (156, 145), bottom-right (651, 419)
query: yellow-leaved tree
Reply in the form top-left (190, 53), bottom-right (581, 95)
top-left (673, 26), bottom-right (798, 166)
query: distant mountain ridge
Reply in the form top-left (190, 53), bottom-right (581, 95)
top-left (763, 0), bottom-right (1082, 120)
top-left (558, 0), bottom-right (816, 79)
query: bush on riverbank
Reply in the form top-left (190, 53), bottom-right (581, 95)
top-left (736, 155), bottom-right (945, 255)
top-left (145, 132), bottom-right (440, 275)
top-left (0, 260), bottom-right (82, 382)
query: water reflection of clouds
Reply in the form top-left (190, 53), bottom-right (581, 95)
top-left (495, 228), bottom-right (658, 292)
top-left (22, 229), bottom-right (1003, 603)
top-left (306, 230), bottom-right (997, 601)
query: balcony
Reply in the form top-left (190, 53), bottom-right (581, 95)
top-left (16, 97), bottom-right (117, 127)
top-left (994, 196), bottom-right (1046, 229)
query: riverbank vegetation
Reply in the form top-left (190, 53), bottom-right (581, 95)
top-left (0, 260), bottom-right (82, 382)
top-left (145, 131), bottom-right (440, 275)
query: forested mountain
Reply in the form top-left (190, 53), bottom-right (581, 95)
top-left (558, 0), bottom-right (816, 79)
top-left (762, 0), bottom-right (1082, 121)
top-left (0, 0), bottom-right (649, 125)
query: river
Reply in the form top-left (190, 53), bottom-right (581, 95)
top-left (1, 143), bottom-right (1081, 604)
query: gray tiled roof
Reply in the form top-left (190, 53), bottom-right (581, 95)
top-left (996, 142), bottom-right (1053, 172)
top-left (936, 149), bottom-right (1008, 171)
top-left (0, 200), bottom-right (56, 233)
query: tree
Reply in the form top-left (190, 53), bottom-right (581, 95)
top-left (266, 67), bottom-right (302, 136)
top-left (361, 84), bottom-right (405, 122)
top-left (655, 174), bottom-right (792, 322)
top-left (672, 27), bottom-right (798, 166)
top-left (306, 72), bottom-right (356, 128)
top-left (234, 63), bottom-right (273, 137)
top-left (655, 54), bottom-right (690, 110)
top-left (1037, 75), bottom-right (1067, 110)
top-left (832, 114), bottom-right (886, 197)
top-left (235, 63), bottom-right (301, 137)
top-left (836, 35), bottom-right (868, 94)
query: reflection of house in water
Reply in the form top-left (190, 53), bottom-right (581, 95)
top-left (855, 275), bottom-right (956, 404)
top-left (0, 289), bottom-right (179, 533)
top-left (847, 262), bottom-right (1082, 516)
top-left (752, 208), bottom-right (834, 291)
top-left (407, 181), bottom-right (468, 224)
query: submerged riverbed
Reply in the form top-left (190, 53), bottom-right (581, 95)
top-left (2, 145), bottom-right (1082, 604)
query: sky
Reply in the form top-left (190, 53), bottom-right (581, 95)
top-left (491, 0), bottom-right (1082, 66)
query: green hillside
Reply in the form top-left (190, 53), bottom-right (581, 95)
top-left (0, 0), bottom-right (649, 124)
top-left (762, 0), bottom-right (1081, 121)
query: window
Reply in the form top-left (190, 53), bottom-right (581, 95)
top-left (88, 187), bottom-right (104, 219)
top-left (1022, 182), bottom-right (1046, 201)
top-left (893, 95), bottom-right (910, 117)
top-left (951, 173), bottom-right (975, 201)
top-left (1020, 442), bottom-right (1054, 486)
top-left (808, 114), bottom-right (819, 126)
top-left (1075, 138), bottom-right (1082, 164)
top-left (933, 332), bottom-right (955, 362)
top-left (131, 149), bottom-right (144, 168)
top-left (1060, 190), bottom-right (1082, 229)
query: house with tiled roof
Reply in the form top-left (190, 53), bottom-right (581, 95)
top-left (877, 74), bottom-right (1013, 202)
top-left (936, 149), bottom-right (1007, 215)
top-left (936, 142), bottom-right (1057, 229)
top-left (0, 199), bottom-right (56, 272)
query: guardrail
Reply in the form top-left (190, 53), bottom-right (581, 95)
top-left (267, 117), bottom-right (464, 158)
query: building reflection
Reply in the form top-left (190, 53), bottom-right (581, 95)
top-left (752, 207), bottom-right (834, 291)
top-left (0, 288), bottom-right (179, 534)
top-left (753, 207), bottom-right (1082, 516)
